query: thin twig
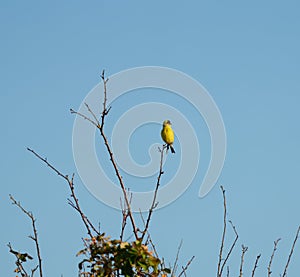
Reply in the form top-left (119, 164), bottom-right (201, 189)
top-left (120, 198), bottom-right (129, 241)
top-left (171, 240), bottom-right (183, 276)
top-left (70, 108), bottom-right (98, 128)
top-left (138, 213), bottom-right (160, 260)
top-left (31, 265), bottom-right (39, 277)
top-left (141, 146), bottom-right (165, 240)
top-left (221, 220), bottom-right (239, 275)
top-left (27, 147), bottom-right (68, 180)
top-left (81, 237), bottom-right (90, 251)
top-left (282, 226), bottom-right (300, 277)
top-left (148, 235), bottom-right (160, 259)
top-left (268, 238), bottom-right (281, 276)
top-left (218, 186), bottom-right (239, 277)
top-left (100, 70), bottom-right (111, 129)
top-left (217, 186), bottom-right (227, 277)
top-left (9, 195), bottom-right (43, 277)
top-left (84, 102), bottom-right (100, 127)
top-left (71, 72), bottom-right (138, 240)
top-left (17, 261), bottom-right (28, 276)
top-left (98, 124), bottom-right (139, 239)
top-left (239, 245), bottom-right (248, 277)
top-left (178, 256), bottom-right (195, 277)
top-left (251, 254), bottom-right (261, 277)
top-left (27, 148), bottom-right (99, 238)
top-left (67, 197), bottom-right (99, 236)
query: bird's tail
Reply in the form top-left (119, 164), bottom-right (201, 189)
top-left (170, 145), bottom-right (175, 154)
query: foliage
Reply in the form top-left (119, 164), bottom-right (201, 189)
top-left (77, 234), bottom-right (170, 277)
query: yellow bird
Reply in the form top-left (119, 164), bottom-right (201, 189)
top-left (161, 120), bottom-right (175, 154)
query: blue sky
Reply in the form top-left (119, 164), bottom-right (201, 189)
top-left (1, 1), bottom-right (300, 276)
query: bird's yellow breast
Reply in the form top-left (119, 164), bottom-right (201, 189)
top-left (161, 125), bottom-right (174, 144)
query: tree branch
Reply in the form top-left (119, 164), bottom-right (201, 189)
top-left (239, 245), bottom-right (248, 277)
top-left (178, 255), bottom-right (195, 277)
top-left (268, 238), bottom-right (281, 276)
top-left (27, 148), bottom-right (99, 238)
top-left (100, 69), bottom-right (111, 129)
top-left (31, 265), bottom-right (39, 277)
top-left (282, 226), bottom-right (300, 277)
top-left (217, 186), bottom-right (239, 277)
top-left (9, 196), bottom-right (43, 277)
top-left (71, 72), bottom-right (138, 240)
top-left (217, 186), bottom-right (227, 277)
top-left (70, 108), bottom-right (98, 128)
top-left (171, 240), bottom-right (183, 277)
top-left (251, 254), bottom-right (261, 277)
top-left (140, 145), bottom-right (165, 240)
top-left (119, 197), bottom-right (129, 241)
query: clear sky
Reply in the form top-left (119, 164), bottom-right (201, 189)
top-left (1, 1), bottom-right (300, 276)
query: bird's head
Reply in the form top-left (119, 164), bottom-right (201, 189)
top-left (162, 120), bottom-right (172, 127)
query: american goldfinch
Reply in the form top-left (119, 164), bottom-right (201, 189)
top-left (161, 120), bottom-right (175, 154)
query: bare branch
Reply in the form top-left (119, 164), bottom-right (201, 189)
top-left (147, 234), bottom-right (160, 260)
top-left (178, 255), bottom-right (195, 277)
top-left (251, 254), bottom-right (261, 277)
top-left (27, 148), bottom-right (99, 238)
top-left (71, 72), bottom-right (139, 240)
top-left (120, 197), bottom-right (129, 241)
top-left (27, 147), bottom-right (68, 181)
top-left (239, 245), bottom-right (248, 277)
top-left (268, 238), bottom-right (281, 276)
top-left (137, 214), bottom-right (164, 274)
top-left (217, 186), bottom-right (227, 277)
top-left (218, 186), bottom-right (239, 277)
top-left (9, 195), bottom-right (43, 277)
top-left (97, 123), bottom-right (139, 239)
top-left (100, 70), bottom-right (111, 129)
top-left (222, 220), bottom-right (239, 271)
top-left (140, 146), bottom-right (165, 240)
top-left (31, 265), bottom-right (39, 277)
top-left (84, 102), bottom-right (100, 127)
top-left (70, 108), bottom-right (99, 128)
top-left (171, 240), bottom-right (183, 277)
top-left (282, 226), bottom-right (300, 277)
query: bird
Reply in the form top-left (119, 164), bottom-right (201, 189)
top-left (9, 249), bottom-right (33, 262)
top-left (161, 120), bottom-right (175, 154)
